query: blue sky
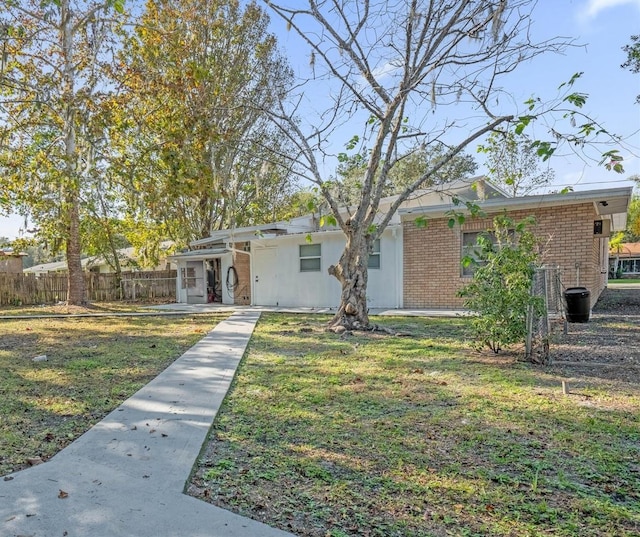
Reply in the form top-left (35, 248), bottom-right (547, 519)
top-left (1, 0), bottom-right (639, 240)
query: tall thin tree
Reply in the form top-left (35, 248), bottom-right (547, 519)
top-left (0, 0), bottom-right (124, 304)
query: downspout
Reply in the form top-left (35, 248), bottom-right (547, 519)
top-left (226, 242), bottom-right (253, 305)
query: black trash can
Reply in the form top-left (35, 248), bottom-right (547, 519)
top-left (564, 287), bottom-right (591, 323)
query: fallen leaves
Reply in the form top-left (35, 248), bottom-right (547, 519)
top-left (58, 489), bottom-right (69, 499)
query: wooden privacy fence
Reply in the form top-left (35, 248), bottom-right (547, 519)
top-left (0, 270), bottom-right (177, 306)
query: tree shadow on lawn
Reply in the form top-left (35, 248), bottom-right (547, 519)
top-left (0, 314), bottom-right (225, 475)
top-left (191, 318), bottom-right (640, 537)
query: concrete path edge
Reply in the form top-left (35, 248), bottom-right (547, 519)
top-left (0, 310), bottom-right (295, 537)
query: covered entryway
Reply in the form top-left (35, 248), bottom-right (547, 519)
top-left (172, 248), bottom-right (232, 305)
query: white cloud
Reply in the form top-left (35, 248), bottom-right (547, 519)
top-left (582, 0), bottom-right (640, 19)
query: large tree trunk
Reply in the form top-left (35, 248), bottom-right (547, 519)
top-left (61, 0), bottom-right (85, 306)
top-left (328, 232), bottom-right (370, 331)
top-left (66, 194), bottom-right (86, 305)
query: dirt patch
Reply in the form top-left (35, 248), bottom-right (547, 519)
top-left (549, 287), bottom-right (640, 384)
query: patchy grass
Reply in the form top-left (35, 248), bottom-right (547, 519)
top-left (191, 313), bottom-right (640, 537)
top-left (0, 312), bottom-right (226, 476)
top-left (0, 301), bottom-right (167, 316)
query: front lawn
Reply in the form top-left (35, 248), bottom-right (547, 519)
top-left (0, 312), bottom-right (226, 475)
top-left (191, 313), bottom-right (640, 537)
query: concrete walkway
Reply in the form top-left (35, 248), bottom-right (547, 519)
top-left (147, 303), bottom-right (469, 317)
top-left (0, 311), bottom-right (295, 537)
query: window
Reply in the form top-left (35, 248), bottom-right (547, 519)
top-left (622, 259), bottom-right (640, 274)
top-left (299, 244), bottom-right (321, 272)
top-left (368, 239), bottom-right (381, 269)
top-left (461, 229), bottom-right (515, 276)
top-left (461, 232), bottom-right (485, 277)
top-left (181, 267), bottom-right (197, 288)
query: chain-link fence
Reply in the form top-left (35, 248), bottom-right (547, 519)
top-left (525, 266), bottom-right (564, 364)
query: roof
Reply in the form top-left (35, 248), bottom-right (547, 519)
top-left (187, 177), bottom-right (508, 250)
top-left (24, 260), bottom-right (69, 273)
top-left (612, 242), bottom-right (640, 257)
top-left (0, 248), bottom-right (27, 257)
top-left (189, 220), bottom-right (316, 248)
top-left (24, 241), bottom-right (175, 273)
top-left (399, 186), bottom-right (633, 231)
top-left (167, 247), bottom-right (230, 261)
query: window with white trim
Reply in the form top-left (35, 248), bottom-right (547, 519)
top-left (368, 239), bottom-right (381, 269)
top-left (621, 258), bottom-right (640, 274)
top-left (299, 243), bottom-right (321, 272)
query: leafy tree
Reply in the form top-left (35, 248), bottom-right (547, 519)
top-left (629, 196), bottom-right (640, 239)
top-left (114, 0), bottom-right (296, 246)
top-left (609, 231), bottom-right (626, 278)
top-left (4, 237), bottom-right (59, 269)
top-left (334, 144), bottom-right (477, 206)
top-left (478, 131), bottom-right (555, 196)
top-left (458, 215), bottom-right (543, 354)
top-left (622, 35), bottom-right (640, 103)
top-left (262, 0), bottom-right (623, 331)
top-left (0, 0), bottom-right (124, 304)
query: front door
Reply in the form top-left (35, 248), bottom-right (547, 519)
top-left (185, 260), bottom-right (206, 303)
top-left (253, 248), bottom-right (279, 306)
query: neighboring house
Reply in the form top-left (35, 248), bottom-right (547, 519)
top-left (170, 179), bottom-right (632, 310)
top-left (609, 242), bottom-right (640, 278)
top-left (24, 242), bottom-right (175, 275)
top-left (0, 249), bottom-right (27, 274)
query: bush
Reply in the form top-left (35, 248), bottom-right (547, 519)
top-left (458, 215), bottom-right (544, 353)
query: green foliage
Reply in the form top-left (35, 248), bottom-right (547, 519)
top-left (458, 215), bottom-right (544, 353)
top-left (510, 73), bottom-right (626, 178)
top-left (616, 194), bottom-right (640, 242)
top-left (600, 150), bottom-right (625, 173)
top-left (114, 0), bottom-right (296, 243)
top-left (622, 35), bottom-right (640, 103)
top-left (479, 131), bottom-right (554, 196)
top-left (333, 143), bottom-right (477, 206)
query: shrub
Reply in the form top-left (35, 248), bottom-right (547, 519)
top-left (458, 215), bottom-right (544, 353)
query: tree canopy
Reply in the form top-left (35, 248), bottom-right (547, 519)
top-left (113, 0), bottom-right (297, 246)
top-left (0, 0), bottom-right (299, 301)
top-left (622, 35), bottom-right (640, 103)
top-left (262, 0), bottom-right (623, 330)
top-left (479, 131), bottom-right (555, 196)
top-left (0, 0), bottom-right (125, 304)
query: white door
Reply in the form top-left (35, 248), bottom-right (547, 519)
top-left (253, 248), bottom-right (279, 306)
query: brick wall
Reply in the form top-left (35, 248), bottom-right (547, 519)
top-left (403, 202), bottom-right (605, 309)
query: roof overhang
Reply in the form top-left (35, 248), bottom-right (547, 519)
top-left (168, 247), bottom-right (230, 262)
top-left (400, 186), bottom-right (633, 231)
top-left (189, 222), bottom-right (309, 248)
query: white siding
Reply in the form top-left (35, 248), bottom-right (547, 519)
top-left (250, 226), bottom-right (401, 309)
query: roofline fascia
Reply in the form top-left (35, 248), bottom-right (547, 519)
top-left (399, 186), bottom-right (634, 220)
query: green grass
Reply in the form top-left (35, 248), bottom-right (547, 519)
top-left (191, 313), bottom-right (640, 537)
top-left (0, 312), bottom-right (226, 475)
top-left (0, 301), bottom-right (163, 316)
top-left (608, 278), bottom-right (640, 284)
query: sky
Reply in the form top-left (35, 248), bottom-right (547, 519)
top-left (1, 0), bottom-right (639, 241)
